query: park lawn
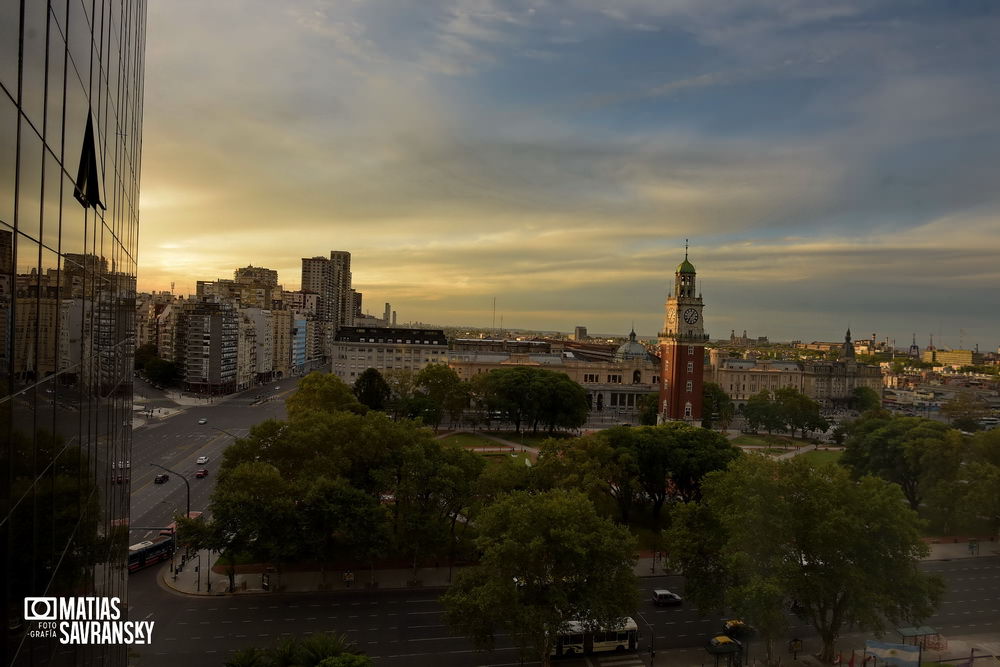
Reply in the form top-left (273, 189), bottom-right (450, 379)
top-left (477, 450), bottom-right (536, 467)
top-left (440, 432), bottom-right (496, 448)
top-left (799, 449), bottom-right (843, 466)
top-left (731, 433), bottom-right (811, 449)
top-left (491, 431), bottom-right (576, 447)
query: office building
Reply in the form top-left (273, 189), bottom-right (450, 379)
top-left (1, 1), bottom-right (147, 664)
top-left (331, 326), bottom-right (449, 381)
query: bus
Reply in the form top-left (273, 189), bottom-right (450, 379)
top-left (551, 617), bottom-right (639, 656)
top-left (128, 535), bottom-right (175, 572)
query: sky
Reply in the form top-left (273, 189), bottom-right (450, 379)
top-left (140, 0), bottom-right (1000, 351)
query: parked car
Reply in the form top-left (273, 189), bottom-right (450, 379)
top-left (652, 589), bottom-right (683, 606)
top-left (154, 473), bottom-right (169, 484)
top-left (195, 469), bottom-right (209, 479)
top-left (197, 418), bottom-right (207, 425)
top-left (113, 475), bottom-right (129, 484)
top-left (196, 455), bottom-right (209, 464)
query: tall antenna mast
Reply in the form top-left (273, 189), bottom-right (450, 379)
top-left (492, 297), bottom-right (496, 337)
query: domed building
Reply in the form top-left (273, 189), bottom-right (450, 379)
top-left (615, 329), bottom-right (654, 362)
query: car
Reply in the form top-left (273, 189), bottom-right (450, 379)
top-left (154, 473), bottom-right (169, 484)
top-left (707, 636), bottom-right (742, 654)
top-left (196, 455), bottom-right (209, 464)
top-left (722, 619), bottom-right (754, 640)
top-left (197, 418), bottom-right (207, 425)
top-left (113, 475), bottom-right (129, 484)
top-left (652, 589), bottom-right (683, 606)
top-left (274, 386), bottom-right (280, 391)
top-left (195, 469), bottom-right (209, 478)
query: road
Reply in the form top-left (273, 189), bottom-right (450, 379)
top-left (127, 378), bottom-right (296, 543)
top-left (128, 557), bottom-right (1000, 667)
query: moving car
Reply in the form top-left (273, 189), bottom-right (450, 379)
top-left (196, 455), bottom-right (209, 464)
top-left (154, 473), bottom-right (169, 484)
top-left (707, 636), bottom-right (742, 654)
top-left (197, 418), bottom-right (207, 425)
top-left (195, 469), bottom-right (209, 479)
top-left (652, 589), bottom-right (683, 606)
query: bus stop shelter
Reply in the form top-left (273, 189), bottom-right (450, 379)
top-left (897, 626), bottom-right (945, 651)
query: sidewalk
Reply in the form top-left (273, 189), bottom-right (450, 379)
top-left (159, 537), bottom-right (1000, 598)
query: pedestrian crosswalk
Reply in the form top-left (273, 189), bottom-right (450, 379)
top-left (594, 653), bottom-right (648, 667)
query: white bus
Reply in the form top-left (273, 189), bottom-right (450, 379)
top-left (551, 617), bottom-right (639, 656)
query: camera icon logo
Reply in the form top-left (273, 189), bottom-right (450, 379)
top-left (24, 597), bottom-right (58, 621)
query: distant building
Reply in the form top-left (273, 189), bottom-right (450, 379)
top-left (176, 299), bottom-right (239, 394)
top-left (708, 330), bottom-right (882, 406)
top-left (448, 334), bottom-right (660, 418)
top-left (331, 326), bottom-right (449, 381)
top-left (923, 348), bottom-right (974, 367)
top-left (574, 326), bottom-right (588, 341)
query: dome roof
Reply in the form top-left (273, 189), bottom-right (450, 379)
top-left (615, 330), bottom-right (648, 361)
top-left (676, 258), bottom-right (696, 274)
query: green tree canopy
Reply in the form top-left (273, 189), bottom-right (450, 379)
top-left (352, 368), bottom-right (391, 411)
top-left (134, 342), bottom-right (157, 370)
top-left (940, 392), bottom-right (990, 426)
top-left (441, 489), bottom-right (638, 666)
top-left (144, 357), bottom-right (179, 386)
top-left (415, 363), bottom-right (465, 431)
top-left (667, 456), bottom-right (943, 664)
top-left (476, 366), bottom-right (589, 434)
top-left (849, 386), bottom-right (882, 412)
top-left (841, 411), bottom-right (964, 511)
top-left (702, 382), bottom-right (735, 431)
top-left (286, 372), bottom-right (366, 420)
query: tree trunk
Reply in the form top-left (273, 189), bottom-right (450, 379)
top-left (819, 630), bottom-right (836, 663)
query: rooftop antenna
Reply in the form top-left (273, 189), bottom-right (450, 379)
top-left (684, 238), bottom-right (689, 260)
top-left (492, 297), bottom-right (496, 337)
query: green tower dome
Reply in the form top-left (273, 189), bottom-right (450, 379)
top-left (676, 258), bottom-right (695, 274)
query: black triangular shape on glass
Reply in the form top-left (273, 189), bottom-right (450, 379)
top-left (74, 110), bottom-right (105, 210)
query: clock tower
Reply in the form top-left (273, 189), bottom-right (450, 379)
top-left (659, 243), bottom-right (708, 423)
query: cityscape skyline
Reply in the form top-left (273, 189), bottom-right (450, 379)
top-left (139, 1), bottom-right (1000, 349)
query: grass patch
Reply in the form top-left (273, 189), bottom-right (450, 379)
top-left (441, 433), bottom-right (496, 448)
top-left (478, 450), bottom-right (535, 467)
top-left (489, 431), bottom-right (576, 447)
top-left (731, 433), bottom-right (812, 449)
top-left (799, 449), bottom-right (843, 466)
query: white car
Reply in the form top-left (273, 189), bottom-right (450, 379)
top-left (197, 418), bottom-right (207, 425)
top-left (196, 455), bottom-right (209, 465)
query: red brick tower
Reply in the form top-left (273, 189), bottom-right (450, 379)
top-left (658, 244), bottom-right (707, 422)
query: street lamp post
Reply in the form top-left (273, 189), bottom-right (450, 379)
top-left (149, 463), bottom-right (190, 518)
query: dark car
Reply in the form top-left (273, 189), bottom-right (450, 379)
top-left (114, 475), bottom-right (129, 484)
top-left (154, 473), bottom-right (169, 484)
top-left (652, 589), bottom-right (683, 606)
top-left (195, 469), bottom-right (209, 478)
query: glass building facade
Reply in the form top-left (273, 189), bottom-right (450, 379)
top-left (1, 1), bottom-right (146, 665)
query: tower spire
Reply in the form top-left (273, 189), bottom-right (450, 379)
top-left (684, 238), bottom-right (689, 261)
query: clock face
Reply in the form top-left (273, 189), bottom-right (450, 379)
top-left (683, 308), bottom-right (700, 324)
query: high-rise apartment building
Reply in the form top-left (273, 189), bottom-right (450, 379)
top-left (1, 1), bottom-right (147, 664)
top-left (329, 250), bottom-right (354, 328)
top-left (175, 299), bottom-right (239, 394)
top-left (299, 251), bottom-right (354, 330)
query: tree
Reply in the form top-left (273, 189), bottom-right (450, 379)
top-left (743, 390), bottom-right (783, 434)
top-left (774, 387), bottom-right (828, 439)
top-left (940, 393), bottom-right (989, 428)
top-left (286, 372), bottom-right (365, 419)
top-left (638, 393), bottom-right (659, 426)
top-left (477, 367), bottom-right (589, 434)
top-left (135, 342), bottom-right (157, 370)
top-left (144, 357), bottom-right (179, 386)
top-left (352, 368), bottom-right (391, 411)
top-left (441, 489), bottom-right (638, 666)
top-left (841, 412), bottom-right (964, 511)
top-left (223, 632), bottom-right (372, 667)
top-left (667, 456), bottom-right (943, 664)
top-left (849, 386), bottom-right (881, 412)
top-left (702, 383), bottom-right (735, 431)
top-left (415, 363), bottom-right (464, 431)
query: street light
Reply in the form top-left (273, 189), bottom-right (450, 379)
top-left (149, 463), bottom-right (190, 518)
